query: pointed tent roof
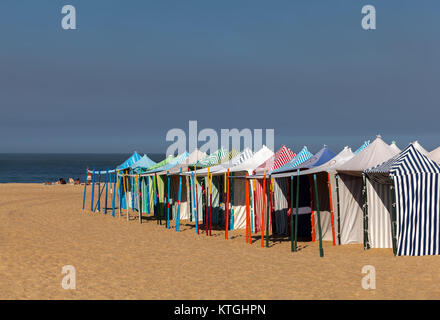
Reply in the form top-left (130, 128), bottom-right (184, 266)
top-left (144, 155), bottom-right (175, 172)
top-left (390, 141), bottom-right (401, 154)
top-left (354, 140), bottom-right (370, 154)
top-left (272, 146), bottom-right (336, 177)
top-left (142, 152), bottom-right (190, 175)
top-left (254, 145), bottom-right (296, 175)
top-left (116, 152), bottom-right (142, 170)
top-left (166, 149), bottom-right (207, 175)
top-left (271, 146), bottom-right (313, 174)
top-left (191, 148), bottom-right (227, 168)
top-left (296, 146), bottom-right (355, 176)
top-left (336, 135), bottom-right (399, 176)
top-left (365, 144), bottom-right (440, 184)
top-left (195, 148), bottom-right (254, 176)
top-left (131, 154), bottom-right (157, 171)
top-left (412, 140), bottom-right (428, 155)
top-left (428, 146), bottom-right (440, 164)
top-left (217, 146), bottom-right (274, 174)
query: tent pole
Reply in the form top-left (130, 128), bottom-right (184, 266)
top-left (192, 171), bottom-right (198, 233)
top-left (90, 168), bottom-right (95, 211)
top-left (313, 174), bottom-right (324, 257)
top-left (194, 166), bottom-right (199, 234)
top-left (335, 174), bottom-right (341, 245)
top-left (118, 172), bottom-right (121, 218)
top-left (362, 174), bottom-right (370, 250)
top-left (97, 170), bottom-right (101, 212)
top-left (167, 172), bottom-right (170, 229)
top-left (390, 176), bottom-right (398, 256)
top-left (112, 171), bottom-right (116, 217)
top-left (290, 175), bottom-right (294, 252)
top-left (250, 179), bottom-right (255, 235)
top-left (309, 175), bottom-right (315, 242)
top-left (245, 173), bottom-right (250, 243)
top-left (137, 175), bottom-right (141, 223)
top-left (82, 168), bottom-right (88, 210)
top-left (104, 169), bottom-right (109, 214)
top-left (177, 168), bottom-right (183, 232)
top-left (206, 168), bottom-right (210, 236)
top-left (266, 176), bottom-right (271, 248)
top-left (146, 176), bottom-right (150, 214)
top-left (294, 169), bottom-right (300, 252)
top-left (225, 169), bottom-right (230, 239)
top-left (261, 171), bottom-right (266, 248)
top-left (327, 173), bottom-right (336, 246)
top-left (209, 173), bottom-right (213, 236)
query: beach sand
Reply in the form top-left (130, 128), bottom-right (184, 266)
top-left (0, 183), bottom-right (439, 299)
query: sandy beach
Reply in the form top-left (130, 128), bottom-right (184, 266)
top-left (0, 183), bottom-right (439, 300)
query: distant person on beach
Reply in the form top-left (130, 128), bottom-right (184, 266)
top-left (58, 178), bottom-right (66, 185)
top-left (68, 178), bottom-right (74, 184)
top-left (75, 178), bottom-right (81, 185)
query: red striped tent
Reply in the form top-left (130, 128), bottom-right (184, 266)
top-left (252, 146), bottom-right (296, 232)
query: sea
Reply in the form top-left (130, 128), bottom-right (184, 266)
top-left (0, 154), bottom-right (165, 183)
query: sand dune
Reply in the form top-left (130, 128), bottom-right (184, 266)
top-left (0, 183), bottom-right (439, 299)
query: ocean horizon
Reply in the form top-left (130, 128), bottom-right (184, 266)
top-left (0, 153), bottom-right (166, 183)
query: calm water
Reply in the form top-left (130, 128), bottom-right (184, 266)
top-left (0, 154), bottom-right (165, 183)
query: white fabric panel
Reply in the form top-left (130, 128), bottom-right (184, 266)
top-left (313, 211), bottom-right (333, 241)
top-left (311, 172), bottom-right (334, 242)
top-left (232, 179), bottom-right (247, 229)
top-left (338, 173), bottom-right (363, 244)
top-left (366, 179), bottom-right (393, 248)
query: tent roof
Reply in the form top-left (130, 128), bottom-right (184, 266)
top-left (195, 148), bottom-right (253, 176)
top-left (165, 149), bottom-right (207, 175)
top-left (142, 155), bottom-right (175, 172)
top-left (191, 148), bottom-right (227, 168)
top-left (390, 141), bottom-right (401, 154)
top-left (131, 154), bottom-right (157, 171)
top-left (412, 140), bottom-right (428, 155)
top-left (365, 144), bottom-right (440, 183)
top-left (275, 146), bottom-right (354, 177)
top-left (354, 140), bottom-right (370, 154)
top-left (116, 152), bottom-right (142, 170)
top-left (143, 152), bottom-right (189, 175)
top-left (271, 146), bottom-right (313, 174)
top-left (217, 146), bottom-right (274, 174)
top-left (254, 145), bottom-right (296, 175)
top-left (428, 146), bottom-right (440, 164)
top-left (336, 135), bottom-right (399, 176)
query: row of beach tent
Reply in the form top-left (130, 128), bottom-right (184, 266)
top-left (82, 136), bottom-right (440, 257)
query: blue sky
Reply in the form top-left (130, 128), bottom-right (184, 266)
top-left (1, 1), bottom-right (439, 153)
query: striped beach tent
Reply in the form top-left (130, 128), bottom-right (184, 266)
top-left (131, 154), bottom-right (156, 172)
top-left (366, 144), bottom-right (440, 256)
top-left (252, 146), bottom-right (296, 232)
top-left (271, 146), bottom-right (313, 174)
top-left (192, 148), bottom-right (227, 168)
top-left (412, 140), bottom-right (428, 155)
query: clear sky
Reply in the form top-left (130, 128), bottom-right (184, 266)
top-left (1, 0), bottom-right (439, 153)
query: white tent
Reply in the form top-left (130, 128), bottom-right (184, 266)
top-left (216, 146), bottom-right (274, 230)
top-left (428, 146), bottom-right (440, 164)
top-left (336, 136), bottom-right (400, 246)
top-left (389, 141), bottom-right (401, 154)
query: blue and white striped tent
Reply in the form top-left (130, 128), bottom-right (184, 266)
top-left (366, 144), bottom-right (440, 256)
top-left (271, 146), bottom-right (313, 174)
